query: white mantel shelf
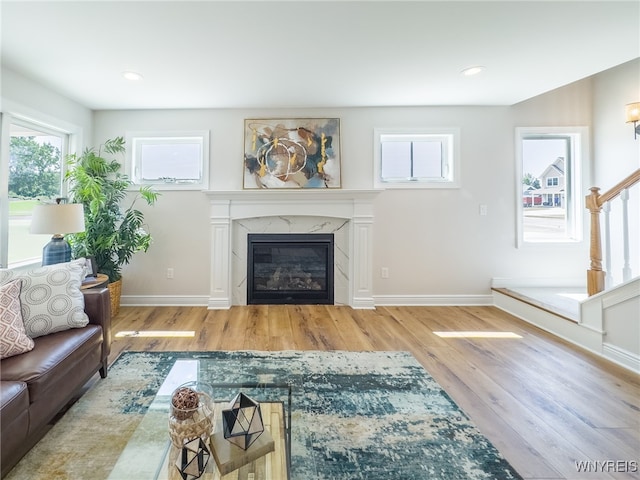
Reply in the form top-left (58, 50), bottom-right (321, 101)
top-left (204, 189), bottom-right (380, 203)
top-left (204, 189), bottom-right (381, 310)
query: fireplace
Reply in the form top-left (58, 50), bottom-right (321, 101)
top-left (247, 233), bottom-right (334, 305)
top-left (205, 190), bottom-right (379, 309)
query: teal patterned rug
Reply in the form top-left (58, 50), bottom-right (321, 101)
top-left (7, 351), bottom-right (522, 480)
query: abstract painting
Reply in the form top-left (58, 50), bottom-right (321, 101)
top-left (244, 118), bottom-right (341, 189)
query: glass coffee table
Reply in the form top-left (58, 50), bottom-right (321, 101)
top-left (108, 359), bottom-right (291, 480)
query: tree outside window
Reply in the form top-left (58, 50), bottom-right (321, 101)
top-left (5, 123), bottom-right (65, 265)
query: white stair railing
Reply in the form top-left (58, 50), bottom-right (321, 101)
top-left (586, 169), bottom-right (640, 295)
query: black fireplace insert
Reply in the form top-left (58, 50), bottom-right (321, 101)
top-left (247, 233), bottom-right (334, 305)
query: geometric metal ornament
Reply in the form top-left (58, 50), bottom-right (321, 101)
top-left (221, 392), bottom-right (264, 450)
top-left (175, 437), bottom-right (210, 480)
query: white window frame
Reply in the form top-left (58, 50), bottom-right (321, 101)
top-left (0, 112), bottom-right (76, 268)
top-left (515, 126), bottom-right (589, 248)
top-left (126, 131), bottom-right (209, 190)
top-left (373, 127), bottom-right (460, 189)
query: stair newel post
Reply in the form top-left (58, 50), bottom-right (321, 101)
top-left (585, 187), bottom-right (605, 296)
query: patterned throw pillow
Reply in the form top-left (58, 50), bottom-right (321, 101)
top-left (0, 279), bottom-right (35, 359)
top-left (0, 259), bottom-right (89, 338)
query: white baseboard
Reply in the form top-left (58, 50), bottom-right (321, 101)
top-left (493, 289), bottom-right (602, 352)
top-left (208, 297), bottom-right (232, 310)
top-left (374, 294), bottom-right (493, 306)
top-left (121, 295), bottom-right (210, 307)
top-left (603, 343), bottom-right (640, 374)
top-left (121, 294), bottom-right (493, 308)
top-left (351, 296), bottom-right (376, 309)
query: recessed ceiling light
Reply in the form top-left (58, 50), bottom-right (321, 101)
top-left (122, 71), bottom-right (143, 81)
top-left (461, 66), bottom-right (485, 77)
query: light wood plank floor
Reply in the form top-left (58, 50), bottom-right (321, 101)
top-left (110, 305), bottom-right (640, 480)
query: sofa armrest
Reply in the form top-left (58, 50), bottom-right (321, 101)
top-left (82, 288), bottom-right (112, 361)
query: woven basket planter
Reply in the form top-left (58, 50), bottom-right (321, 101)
top-left (107, 279), bottom-right (122, 317)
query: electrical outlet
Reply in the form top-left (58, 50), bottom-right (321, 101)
top-left (381, 267), bottom-right (389, 279)
top-left (167, 268), bottom-right (174, 279)
top-left (479, 204), bottom-right (488, 216)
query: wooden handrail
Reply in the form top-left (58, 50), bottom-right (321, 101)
top-left (597, 168), bottom-right (640, 206)
top-left (586, 168), bottom-right (640, 296)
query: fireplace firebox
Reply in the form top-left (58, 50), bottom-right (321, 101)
top-left (247, 233), bottom-right (334, 305)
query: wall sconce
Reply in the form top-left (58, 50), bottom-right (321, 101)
top-left (625, 102), bottom-right (640, 139)
top-left (30, 198), bottom-right (85, 265)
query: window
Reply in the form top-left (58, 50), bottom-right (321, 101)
top-left (516, 127), bottom-right (588, 246)
top-left (0, 118), bottom-right (68, 267)
top-left (374, 128), bottom-right (460, 189)
top-left (126, 131), bottom-right (209, 190)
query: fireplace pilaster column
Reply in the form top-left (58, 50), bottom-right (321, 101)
top-left (208, 199), bottom-right (232, 309)
top-left (351, 199), bottom-right (376, 309)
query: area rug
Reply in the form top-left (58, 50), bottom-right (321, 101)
top-left (7, 351), bottom-right (522, 480)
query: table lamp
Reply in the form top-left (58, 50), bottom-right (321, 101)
top-left (30, 200), bottom-right (85, 266)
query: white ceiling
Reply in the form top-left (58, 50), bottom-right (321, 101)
top-left (2, 1), bottom-right (639, 110)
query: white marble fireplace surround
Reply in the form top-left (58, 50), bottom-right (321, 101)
top-left (205, 190), bottom-right (380, 309)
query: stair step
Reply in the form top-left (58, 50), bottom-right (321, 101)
top-left (491, 287), bottom-right (587, 322)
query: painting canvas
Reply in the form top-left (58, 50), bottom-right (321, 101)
top-left (244, 118), bottom-right (341, 189)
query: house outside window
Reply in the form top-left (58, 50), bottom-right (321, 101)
top-left (516, 127), bottom-right (588, 246)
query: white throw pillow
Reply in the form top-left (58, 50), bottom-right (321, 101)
top-left (0, 259), bottom-right (89, 338)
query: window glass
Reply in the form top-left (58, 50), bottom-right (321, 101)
top-left (412, 141), bottom-right (443, 178)
top-left (380, 141), bottom-right (411, 179)
top-left (139, 142), bottom-right (202, 181)
top-left (127, 131), bottom-right (209, 190)
top-left (374, 129), bottom-right (459, 189)
top-left (517, 128), bottom-right (587, 245)
top-left (7, 122), bottom-right (66, 265)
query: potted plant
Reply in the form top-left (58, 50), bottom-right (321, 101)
top-left (65, 137), bottom-right (158, 315)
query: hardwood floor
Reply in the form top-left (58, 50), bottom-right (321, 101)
top-left (110, 305), bottom-right (640, 480)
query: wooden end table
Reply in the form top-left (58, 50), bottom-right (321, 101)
top-left (80, 273), bottom-right (109, 290)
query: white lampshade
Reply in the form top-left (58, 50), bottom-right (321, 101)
top-left (625, 102), bottom-right (640, 123)
top-left (30, 203), bottom-right (85, 234)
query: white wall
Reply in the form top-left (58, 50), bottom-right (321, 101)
top-left (94, 81), bottom-right (596, 303)
top-left (0, 67), bottom-right (92, 149)
top-left (592, 59), bottom-right (640, 286)
top-left (5, 60), bottom-right (631, 304)
top-left (0, 67), bottom-right (93, 270)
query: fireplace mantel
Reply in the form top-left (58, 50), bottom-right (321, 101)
top-left (204, 190), bottom-right (380, 309)
top-left (204, 190), bottom-right (380, 219)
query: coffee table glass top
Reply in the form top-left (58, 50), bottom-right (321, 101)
top-left (108, 359), bottom-right (292, 480)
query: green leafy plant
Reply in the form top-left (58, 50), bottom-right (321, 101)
top-left (65, 137), bottom-right (159, 282)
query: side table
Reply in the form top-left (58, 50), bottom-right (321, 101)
top-left (80, 273), bottom-right (109, 290)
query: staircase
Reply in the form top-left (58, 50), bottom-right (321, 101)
top-left (493, 279), bottom-right (639, 373)
top-left (494, 169), bottom-right (640, 373)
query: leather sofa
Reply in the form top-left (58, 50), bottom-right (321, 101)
top-left (0, 287), bottom-right (111, 477)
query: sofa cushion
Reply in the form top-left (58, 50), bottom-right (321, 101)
top-left (0, 259), bottom-right (89, 338)
top-left (0, 381), bottom-right (29, 415)
top-left (0, 381), bottom-right (29, 461)
top-left (0, 325), bottom-right (102, 404)
top-left (0, 279), bottom-right (35, 359)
